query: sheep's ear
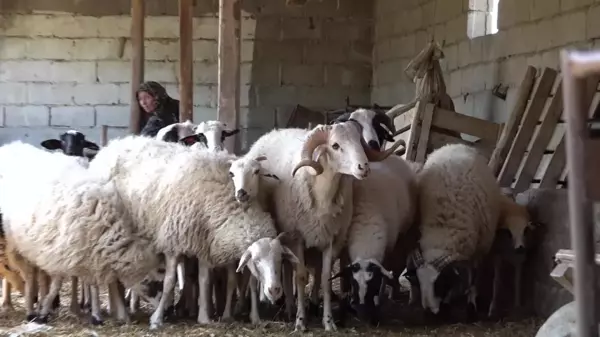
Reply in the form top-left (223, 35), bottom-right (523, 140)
top-left (84, 140), bottom-right (100, 151)
top-left (236, 249), bottom-right (252, 273)
top-left (313, 144), bottom-right (328, 162)
top-left (40, 139), bottom-right (62, 150)
top-left (179, 133), bottom-right (207, 147)
top-left (281, 246), bottom-right (299, 265)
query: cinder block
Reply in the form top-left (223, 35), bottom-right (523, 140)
top-left (0, 83), bottom-right (28, 104)
top-left (540, 50), bottom-right (560, 70)
top-left (0, 37), bottom-right (29, 59)
top-left (28, 83), bottom-right (75, 105)
top-left (95, 106), bottom-right (130, 127)
top-left (245, 62), bottom-right (280, 86)
top-left (97, 16), bottom-right (130, 38)
top-left (145, 62), bottom-right (178, 84)
top-left (374, 40), bottom-right (392, 63)
top-left (125, 40), bottom-right (179, 61)
top-left (469, 37), bottom-right (484, 64)
top-left (281, 64), bottom-right (324, 86)
top-left (530, 0), bottom-right (559, 20)
top-left (421, 1), bottom-right (436, 27)
top-left (281, 17), bottom-right (322, 40)
top-left (50, 106), bottom-right (95, 127)
top-left (448, 70), bottom-right (462, 97)
top-left (193, 107), bottom-right (217, 122)
top-left (467, 11), bottom-right (488, 39)
top-left (240, 84), bottom-right (252, 108)
top-left (4, 106), bottom-right (49, 127)
top-left (587, 6), bottom-right (600, 39)
top-left (97, 61), bottom-right (130, 83)
top-left (191, 62), bottom-right (218, 85)
top-left (143, 17), bottom-right (179, 39)
top-left (323, 19), bottom-right (372, 42)
top-left (118, 84), bottom-right (132, 105)
top-left (193, 40), bottom-right (218, 62)
top-left (248, 17), bottom-right (281, 41)
top-left (435, 0), bottom-right (463, 24)
top-left (404, 6), bottom-right (424, 33)
top-left (4, 14), bottom-right (100, 38)
top-left (23, 38), bottom-right (76, 60)
top-left (466, 0), bottom-right (488, 11)
top-left (535, 19), bottom-right (556, 51)
top-left (194, 85), bottom-right (217, 107)
top-left (305, 42), bottom-right (348, 64)
top-left (72, 84), bottom-right (120, 105)
top-left (561, 0), bottom-right (594, 12)
top-left (457, 40), bottom-right (471, 68)
top-left (554, 10), bottom-right (586, 47)
top-left (253, 41), bottom-right (303, 63)
top-left (391, 35), bottom-right (416, 59)
top-left (240, 106), bottom-right (278, 128)
top-left (72, 38), bottom-right (122, 60)
top-left (443, 43), bottom-right (459, 71)
top-left (445, 14), bottom-right (467, 44)
top-left (241, 16), bottom-right (258, 41)
top-left (0, 61), bottom-right (96, 83)
top-left (257, 86), bottom-right (299, 107)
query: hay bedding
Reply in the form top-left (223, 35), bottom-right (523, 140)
top-left (0, 282), bottom-right (542, 337)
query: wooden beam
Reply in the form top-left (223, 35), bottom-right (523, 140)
top-left (129, 0), bottom-right (145, 134)
top-left (179, 0), bottom-right (194, 123)
top-left (218, 0), bottom-right (241, 153)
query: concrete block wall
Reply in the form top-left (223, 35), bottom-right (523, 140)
top-left (373, 0), bottom-right (600, 125)
top-left (0, 0), bottom-right (373, 152)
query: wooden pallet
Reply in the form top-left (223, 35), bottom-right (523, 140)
top-left (551, 249), bottom-right (600, 295)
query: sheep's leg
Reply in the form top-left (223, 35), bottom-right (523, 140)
top-left (321, 243), bottom-right (336, 331)
top-left (129, 290), bottom-right (140, 314)
top-left (292, 243), bottom-right (307, 332)
top-left (37, 276), bottom-right (62, 323)
top-left (81, 282), bottom-right (91, 312)
top-left (488, 258), bottom-right (502, 317)
top-left (70, 277), bottom-right (79, 314)
top-left (37, 271), bottom-right (49, 310)
top-left (221, 264), bottom-right (236, 322)
top-left (282, 260), bottom-right (295, 321)
top-left (149, 255), bottom-right (177, 330)
top-left (109, 281), bottom-right (130, 324)
top-left (23, 266), bottom-right (37, 321)
top-left (214, 268), bottom-right (226, 317)
top-left (309, 258), bottom-right (322, 317)
top-left (197, 263), bottom-right (213, 324)
top-left (234, 268), bottom-right (250, 316)
top-left (248, 275), bottom-right (260, 325)
top-left (1, 279), bottom-right (12, 310)
top-left (89, 285), bottom-right (103, 325)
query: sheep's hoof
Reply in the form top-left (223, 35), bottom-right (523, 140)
top-left (34, 315), bottom-right (49, 324)
top-left (323, 316), bottom-right (337, 331)
top-left (294, 317), bottom-right (306, 332)
top-left (90, 315), bottom-right (103, 326)
top-left (26, 314), bottom-right (37, 322)
top-left (220, 315), bottom-right (234, 323)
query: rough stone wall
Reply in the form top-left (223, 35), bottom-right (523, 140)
top-left (373, 0), bottom-right (600, 124)
top-left (0, 0), bottom-right (373, 152)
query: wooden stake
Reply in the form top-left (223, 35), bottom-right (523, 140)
top-left (129, 0), bottom-right (145, 134)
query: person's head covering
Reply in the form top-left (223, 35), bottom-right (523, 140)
top-left (136, 81), bottom-right (179, 127)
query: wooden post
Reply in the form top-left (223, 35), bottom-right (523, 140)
top-left (129, 0), bottom-right (145, 134)
top-left (561, 50), bottom-right (598, 337)
top-left (218, 0), bottom-right (241, 153)
top-left (179, 0), bottom-right (194, 123)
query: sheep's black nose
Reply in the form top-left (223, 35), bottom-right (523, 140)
top-left (367, 140), bottom-right (380, 151)
top-left (515, 246), bottom-right (526, 255)
top-left (236, 189), bottom-right (249, 202)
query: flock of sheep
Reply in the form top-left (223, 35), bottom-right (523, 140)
top-left (0, 109), bottom-right (535, 332)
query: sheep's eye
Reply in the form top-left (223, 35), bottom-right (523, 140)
top-left (254, 169), bottom-right (260, 175)
top-left (228, 172), bottom-right (234, 177)
top-left (332, 143), bottom-right (340, 150)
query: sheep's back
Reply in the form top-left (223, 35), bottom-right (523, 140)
top-left (417, 144), bottom-right (500, 263)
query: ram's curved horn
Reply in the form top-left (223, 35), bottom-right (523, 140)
top-left (292, 126), bottom-right (329, 177)
top-left (362, 138), bottom-right (406, 162)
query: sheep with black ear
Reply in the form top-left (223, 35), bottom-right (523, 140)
top-left (194, 120), bottom-right (240, 151)
top-left (41, 129), bottom-right (100, 161)
top-left (330, 108), bottom-right (397, 152)
top-left (331, 154), bottom-right (418, 326)
top-left (408, 143), bottom-right (501, 318)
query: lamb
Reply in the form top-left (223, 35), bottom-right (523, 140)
top-left (194, 120), bottom-right (240, 151)
top-left (407, 143), bottom-right (502, 317)
top-left (86, 135), bottom-right (299, 329)
top-left (331, 154), bottom-right (418, 325)
top-left (0, 141), bottom-right (162, 324)
top-left (331, 108), bottom-right (397, 152)
top-left (239, 123), bottom-right (405, 331)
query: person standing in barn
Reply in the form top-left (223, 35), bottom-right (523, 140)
top-left (137, 81), bottom-right (180, 137)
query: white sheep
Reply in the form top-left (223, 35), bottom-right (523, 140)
top-left (239, 123), bottom-right (405, 331)
top-left (0, 141), bottom-right (162, 325)
top-left (194, 120), bottom-right (240, 151)
top-left (331, 154), bottom-right (418, 325)
top-left (86, 135), bottom-right (299, 329)
top-left (409, 143), bottom-right (501, 316)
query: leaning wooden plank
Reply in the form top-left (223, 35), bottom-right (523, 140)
top-left (393, 108), bottom-right (418, 135)
top-left (539, 76), bottom-right (600, 188)
top-left (415, 104), bottom-right (435, 163)
top-left (514, 79), bottom-right (564, 193)
top-left (498, 68), bottom-right (558, 187)
top-left (431, 107), bottom-right (502, 143)
top-left (585, 139), bottom-right (600, 200)
top-left (489, 66), bottom-right (537, 176)
top-left (404, 101), bottom-right (425, 161)
top-left (555, 249), bottom-right (600, 265)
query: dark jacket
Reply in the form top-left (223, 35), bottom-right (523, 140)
top-left (137, 81), bottom-right (180, 137)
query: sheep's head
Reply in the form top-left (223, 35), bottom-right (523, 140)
top-left (41, 130), bottom-right (100, 158)
top-left (236, 232), bottom-right (300, 304)
top-left (499, 193), bottom-right (535, 253)
top-left (156, 120), bottom-right (198, 144)
top-left (127, 261), bottom-right (166, 308)
top-left (228, 155), bottom-right (280, 204)
top-left (331, 109), bottom-right (396, 152)
top-left (292, 123), bottom-right (405, 180)
top-left (195, 120), bottom-right (240, 151)
top-left (330, 258), bottom-right (393, 324)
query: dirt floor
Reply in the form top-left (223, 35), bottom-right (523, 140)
top-left (0, 284), bottom-right (543, 337)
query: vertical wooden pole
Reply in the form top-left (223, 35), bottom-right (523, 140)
top-left (129, 0), bottom-right (145, 134)
top-left (218, 0), bottom-right (241, 153)
top-left (561, 50), bottom-right (597, 337)
top-left (179, 0), bottom-right (194, 123)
